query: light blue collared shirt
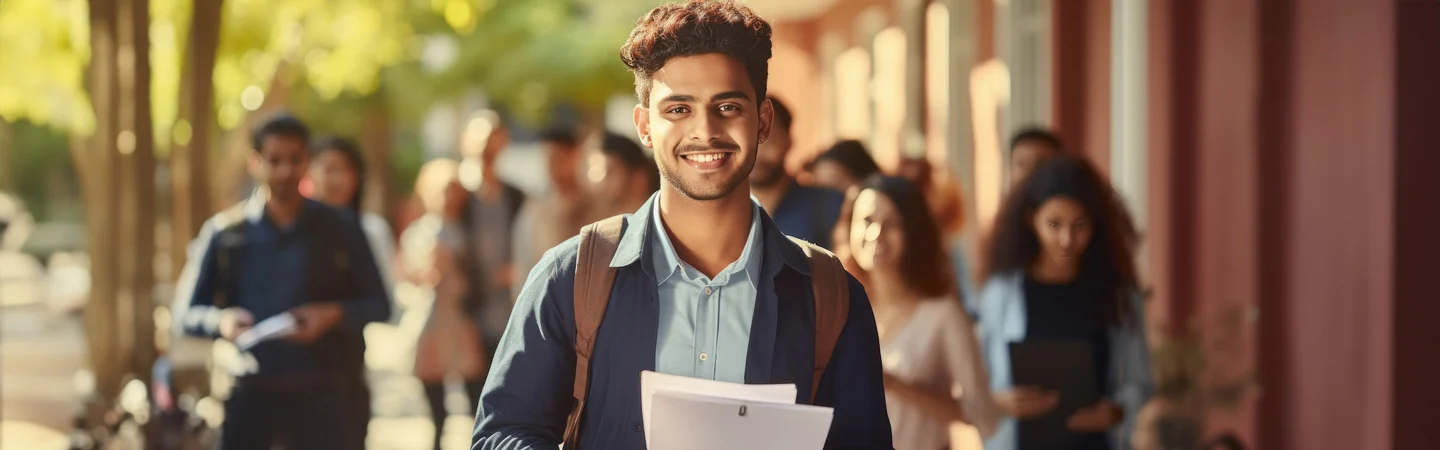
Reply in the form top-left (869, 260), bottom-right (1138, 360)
top-left (651, 198), bottom-right (764, 383)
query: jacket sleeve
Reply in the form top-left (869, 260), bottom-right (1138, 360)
top-left (472, 245), bottom-right (576, 450)
top-left (1110, 293), bottom-right (1155, 450)
top-left (176, 221), bottom-right (225, 339)
top-left (815, 275), bottom-right (896, 450)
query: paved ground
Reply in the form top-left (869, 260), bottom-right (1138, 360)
top-left (0, 291), bottom-right (475, 450)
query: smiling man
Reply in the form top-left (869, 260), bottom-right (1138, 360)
top-left (471, 1), bottom-right (893, 449)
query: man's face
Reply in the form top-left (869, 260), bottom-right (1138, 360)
top-left (750, 118), bottom-right (792, 188)
top-left (251, 135), bottom-right (309, 201)
top-left (544, 140), bottom-right (581, 190)
top-left (482, 126), bottom-right (510, 165)
top-left (1010, 140), bottom-right (1060, 189)
top-left (634, 53), bottom-right (772, 202)
top-left (594, 153), bottom-right (630, 202)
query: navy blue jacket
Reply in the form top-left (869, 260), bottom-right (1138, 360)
top-left (472, 197), bottom-right (894, 449)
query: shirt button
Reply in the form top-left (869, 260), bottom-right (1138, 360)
top-left (704, 287), bottom-right (712, 295)
top-left (699, 352), bottom-right (709, 361)
top-left (635, 424), bottom-right (642, 432)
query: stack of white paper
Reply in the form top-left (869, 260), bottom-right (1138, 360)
top-left (640, 371), bottom-right (835, 450)
top-left (233, 312), bottom-right (298, 351)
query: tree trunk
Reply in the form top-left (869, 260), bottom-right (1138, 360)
top-left (169, 0), bottom-right (223, 274)
top-left (81, 0), bottom-right (125, 401)
top-left (359, 100), bottom-right (394, 220)
top-left (78, 0), bottom-right (158, 401)
top-left (117, 0), bottom-right (157, 386)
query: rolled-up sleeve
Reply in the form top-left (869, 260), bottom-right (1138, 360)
top-left (814, 275), bottom-right (896, 450)
top-left (472, 245), bottom-right (577, 450)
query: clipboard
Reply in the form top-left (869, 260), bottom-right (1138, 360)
top-left (1009, 339), bottom-right (1101, 448)
top-left (649, 390), bottom-right (834, 450)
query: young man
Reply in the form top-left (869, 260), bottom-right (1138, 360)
top-left (458, 109), bottom-right (528, 361)
top-left (749, 96), bottom-right (844, 249)
top-left (1007, 127), bottom-right (1064, 190)
top-left (513, 127), bottom-right (595, 283)
top-left (177, 114), bottom-right (389, 450)
top-left (591, 131), bottom-right (660, 218)
top-left (472, 2), bottom-right (893, 449)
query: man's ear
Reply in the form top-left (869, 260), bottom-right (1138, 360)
top-left (247, 152), bottom-right (261, 178)
top-left (633, 104), bottom-right (652, 149)
top-left (757, 98), bottom-right (774, 145)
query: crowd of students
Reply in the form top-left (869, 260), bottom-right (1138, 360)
top-left (169, 1), bottom-right (1163, 449)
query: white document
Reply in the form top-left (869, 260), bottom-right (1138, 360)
top-left (640, 371), bottom-right (812, 449)
top-left (233, 312), bottom-right (298, 351)
top-left (650, 390), bottom-right (835, 450)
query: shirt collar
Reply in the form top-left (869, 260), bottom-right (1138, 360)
top-left (242, 189), bottom-right (314, 230)
top-left (648, 194), bottom-right (764, 289)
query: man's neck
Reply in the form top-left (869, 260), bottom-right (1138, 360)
top-left (265, 194), bottom-right (304, 228)
top-left (658, 187), bottom-right (754, 278)
top-left (750, 177), bottom-right (793, 213)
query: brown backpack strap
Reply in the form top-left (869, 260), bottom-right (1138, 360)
top-left (789, 237), bottom-right (851, 404)
top-left (562, 215), bottom-right (626, 449)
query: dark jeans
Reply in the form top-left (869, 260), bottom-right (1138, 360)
top-left (221, 375), bottom-right (369, 450)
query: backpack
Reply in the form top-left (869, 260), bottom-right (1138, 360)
top-left (560, 215), bottom-right (851, 448)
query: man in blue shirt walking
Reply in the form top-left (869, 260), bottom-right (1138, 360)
top-left (177, 114), bottom-right (390, 450)
top-left (750, 96), bottom-right (845, 249)
top-left (472, 2), bottom-right (892, 449)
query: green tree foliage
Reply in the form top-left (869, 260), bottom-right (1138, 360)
top-left (0, 0), bottom-right (94, 134)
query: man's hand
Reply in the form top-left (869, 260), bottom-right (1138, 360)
top-left (1066, 399), bottom-right (1123, 433)
top-left (994, 386), bottom-right (1059, 420)
top-left (218, 307), bottom-right (255, 342)
top-left (287, 302), bottom-right (345, 344)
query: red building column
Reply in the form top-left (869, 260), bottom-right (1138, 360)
top-left (1051, 0), bottom-right (1110, 170)
top-left (1391, 2), bottom-right (1440, 448)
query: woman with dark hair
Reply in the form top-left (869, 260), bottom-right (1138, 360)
top-left (976, 155), bottom-right (1152, 450)
top-left (810, 139), bottom-right (881, 191)
top-left (308, 136), bottom-right (396, 294)
top-left (836, 175), bottom-right (998, 449)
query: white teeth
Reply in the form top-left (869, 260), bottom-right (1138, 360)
top-left (684, 153), bottom-right (725, 163)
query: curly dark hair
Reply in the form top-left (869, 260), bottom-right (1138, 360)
top-left (984, 155), bottom-right (1140, 325)
top-left (620, 0), bottom-right (773, 106)
top-left (835, 176), bottom-right (955, 298)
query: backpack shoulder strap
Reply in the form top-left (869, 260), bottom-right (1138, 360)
top-left (563, 214), bottom-right (626, 448)
top-left (788, 237), bottom-right (851, 404)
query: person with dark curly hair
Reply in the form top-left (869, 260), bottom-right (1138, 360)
top-left (975, 155), bottom-right (1153, 450)
top-left (471, 1), bottom-right (892, 449)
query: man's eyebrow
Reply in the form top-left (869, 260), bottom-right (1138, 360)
top-left (711, 91), bottom-right (751, 102)
top-left (659, 94), bottom-right (697, 103)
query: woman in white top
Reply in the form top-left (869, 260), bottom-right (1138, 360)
top-left (836, 176), bottom-right (999, 449)
top-left (308, 136), bottom-right (397, 296)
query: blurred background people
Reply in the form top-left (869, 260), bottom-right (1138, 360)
top-left (976, 155), bottom-right (1152, 450)
top-left (895, 156), bottom-right (978, 313)
top-left (512, 126), bottom-right (594, 281)
top-left (456, 110), bottom-right (527, 367)
top-left (1006, 128), bottom-right (1063, 190)
top-left (836, 175), bottom-right (999, 450)
top-left (809, 139), bottom-right (882, 193)
top-left (177, 114), bottom-right (390, 450)
top-left (750, 96), bottom-right (844, 249)
top-left (306, 136), bottom-right (397, 300)
top-left (405, 159), bottom-right (489, 450)
top-left (590, 131), bottom-right (659, 218)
